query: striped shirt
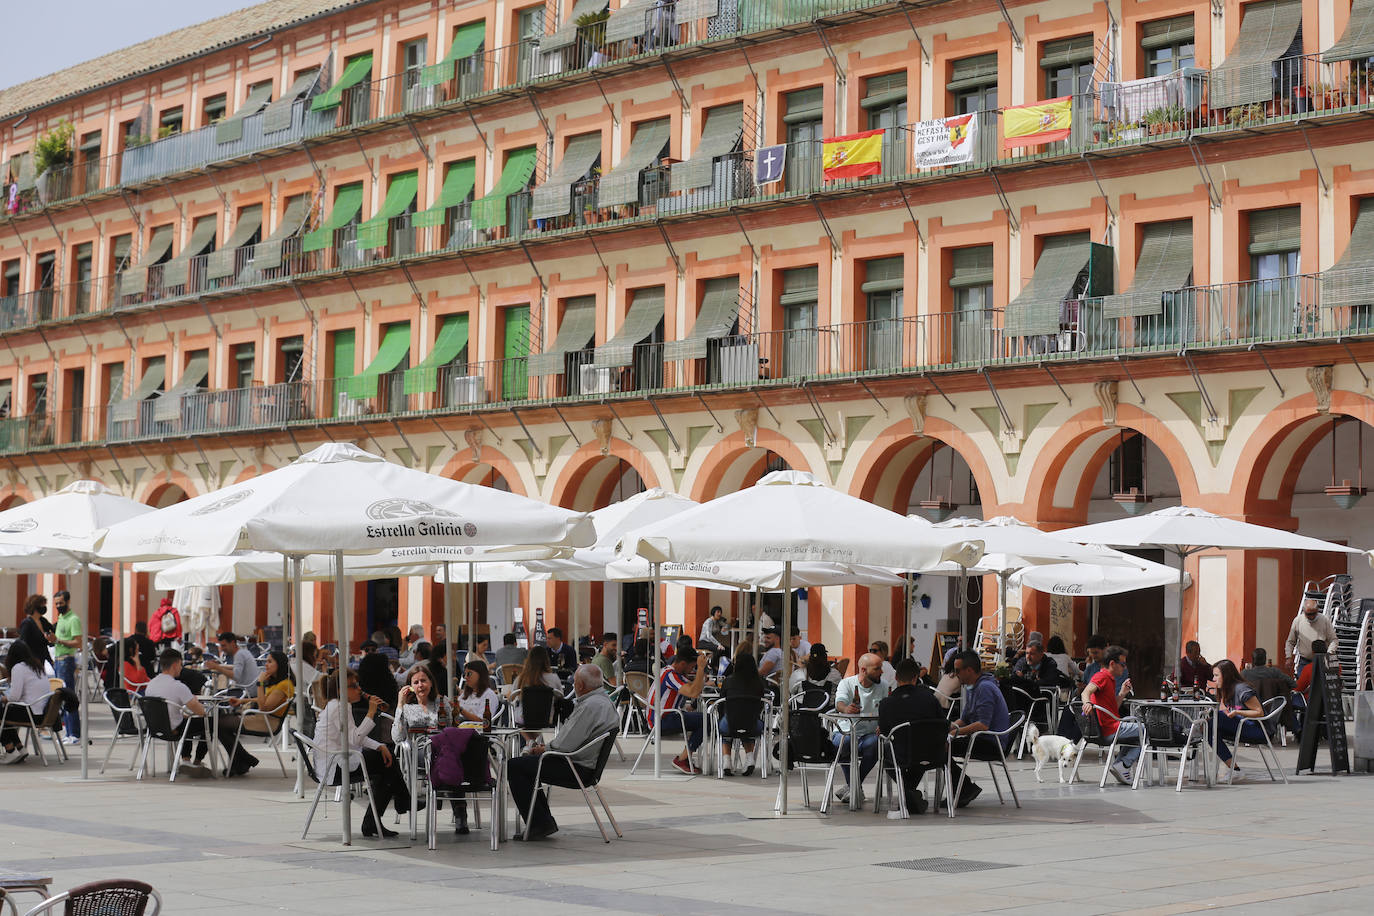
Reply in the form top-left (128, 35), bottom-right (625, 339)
top-left (649, 667), bottom-right (687, 725)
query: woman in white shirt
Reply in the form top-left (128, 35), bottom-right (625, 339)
top-left (456, 659), bottom-right (500, 725)
top-left (1, 641), bottom-right (48, 763)
top-left (313, 670), bottom-right (402, 838)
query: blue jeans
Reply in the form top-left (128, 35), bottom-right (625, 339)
top-left (830, 731), bottom-right (879, 786)
top-left (658, 710), bottom-right (704, 752)
top-left (54, 656), bottom-right (79, 738)
top-left (1214, 715), bottom-right (1270, 763)
top-left (1110, 721), bottom-right (1142, 770)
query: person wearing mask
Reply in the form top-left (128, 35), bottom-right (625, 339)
top-left (507, 665), bottom-right (620, 841)
top-left (1285, 596), bottom-right (1338, 677)
top-left (830, 653), bottom-right (891, 805)
top-left (877, 658), bottom-right (946, 813)
top-left (0, 641), bottom-right (47, 763)
top-left (593, 633), bottom-right (619, 690)
top-left (494, 632), bottom-right (527, 668)
top-left (313, 670), bottom-right (404, 838)
top-left (946, 650), bottom-right (1012, 808)
top-left (654, 647), bottom-right (710, 775)
top-left (1080, 645), bottom-right (1141, 785)
top-left (719, 651), bottom-right (767, 776)
top-left (699, 606), bottom-right (728, 652)
top-left (206, 632), bottom-right (260, 691)
top-left (1177, 640), bottom-right (1213, 691)
top-left (51, 591), bottom-right (82, 744)
top-left (18, 595), bottom-right (53, 671)
top-left (545, 628), bottom-right (577, 672)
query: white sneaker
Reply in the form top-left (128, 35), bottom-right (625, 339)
top-left (0, 749), bottom-right (16, 765)
top-left (1109, 761), bottom-right (1131, 785)
top-left (834, 785), bottom-right (849, 803)
top-left (1228, 767), bottom-right (1245, 783)
top-left (4, 751), bottom-right (28, 765)
top-left (62, 735), bottom-right (80, 746)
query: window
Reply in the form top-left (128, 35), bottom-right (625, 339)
top-left (863, 73), bottom-right (907, 178)
top-left (779, 266), bottom-right (819, 376)
top-left (28, 374), bottom-right (48, 415)
top-left (1245, 206), bottom-right (1301, 337)
top-left (1042, 35), bottom-right (1096, 97)
top-left (783, 87), bottom-right (824, 192)
top-left (234, 343), bottom-right (256, 389)
top-left (949, 246), bottom-right (995, 362)
top-left (159, 106), bottom-right (183, 137)
top-left (502, 304), bottom-right (531, 399)
top-left (516, 6), bottom-right (546, 83)
top-left (2, 259), bottom-right (20, 300)
top-left (1141, 16), bottom-right (1195, 77)
top-left (863, 256), bottom-right (904, 370)
top-left (36, 251), bottom-right (56, 320)
top-left (109, 233), bottom-right (132, 275)
top-left (948, 54), bottom-right (998, 165)
top-left (202, 93), bottom-right (227, 126)
top-left (401, 37), bottom-right (428, 89)
top-left (78, 131), bottom-right (102, 193)
top-left (277, 336), bottom-right (305, 384)
top-left (73, 243), bottom-right (93, 314)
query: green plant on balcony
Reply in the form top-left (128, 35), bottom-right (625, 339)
top-left (1225, 104), bottom-right (1265, 128)
top-left (156, 125), bottom-right (177, 140)
top-left (1347, 69), bottom-right (1371, 105)
top-left (33, 120), bottom-right (74, 176)
top-left (575, 8), bottom-right (609, 63)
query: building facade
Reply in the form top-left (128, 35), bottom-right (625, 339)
top-left (2, 0), bottom-right (1372, 689)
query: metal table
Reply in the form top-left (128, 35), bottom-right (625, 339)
top-left (0, 874), bottom-right (51, 915)
top-left (1127, 697), bottom-right (1219, 788)
top-left (821, 711), bottom-right (880, 811)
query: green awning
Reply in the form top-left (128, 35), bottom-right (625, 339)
top-left (153, 351), bottom-right (210, 421)
top-left (311, 54), bottom-right (373, 111)
top-left (119, 226), bottom-right (175, 296)
top-left (161, 218), bottom-right (219, 288)
top-left (206, 205), bottom-right (263, 280)
top-left (471, 147), bottom-right (538, 230)
top-left (783, 87), bottom-right (824, 123)
top-left (598, 118), bottom-right (671, 207)
top-left (216, 82), bottom-right (274, 144)
top-left (779, 266), bottom-right (818, 306)
top-left (247, 195), bottom-right (310, 270)
top-left (422, 20), bottom-right (487, 86)
top-left (671, 102), bottom-right (743, 192)
top-left (404, 314), bottom-right (470, 393)
top-left (1103, 220), bottom-right (1193, 318)
top-left (263, 69), bottom-right (320, 133)
top-left (1209, 0), bottom-right (1303, 109)
top-left (862, 71), bottom-right (908, 110)
top-left (605, 0), bottom-right (656, 43)
top-left (1040, 34), bottom-right (1096, 69)
top-left (1326, 0), bottom-right (1374, 61)
top-left (357, 172), bottom-right (418, 249)
top-left (595, 286), bottom-right (664, 367)
top-left (344, 323), bottom-right (411, 398)
top-left (947, 54), bottom-right (998, 92)
top-left (303, 184), bottom-right (364, 252)
top-left (531, 133), bottom-right (602, 220)
top-left (543, 0), bottom-right (608, 53)
top-left (861, 256), bottom-right (904, 293)
top-left (675, 0), bottom-right (719, 18)
top-left (414, 160), bottom-right (476, 228)
top-left (110, 359), bottom-right (166, 422)
top-left (1322, 199), bottom-right (1374, 307)
top-left (1247, 206), bottom-right (1301, 256)
top-left (1141, 15), bottom-right (1195, 50)
top-left (949, 246), bottom-right (994, 288)
top-left (664, 277), bottom-right (739, 360)
top-left (1005, 233), bottom-right (1096, 337)
top-left (528, 297), bottom-right (597, 376)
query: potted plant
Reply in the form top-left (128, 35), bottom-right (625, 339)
top-left (575, 8), bottom-right (609, 66)
top-left (33, 120), bottom-right (74, 177)
top-left (1142, 107), bottom-right (1167, 136)
top-left (1160, 103), bottom-right (1188, 133)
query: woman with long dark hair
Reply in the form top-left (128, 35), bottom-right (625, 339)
top-left (0, 640), bottom-right (46, 763)
top-left (232, 651), bottom-right (295, 736)
top-left (456, 659), bottom-right (499, 724)
top-left (314, 670), bottom-right (404, 837)
top-left (1212, 659), bottom-right (1267, 780)
top-left (719, 650), bottom-right (767, 776)
top-left (356, 651), bottom-right (399, 712)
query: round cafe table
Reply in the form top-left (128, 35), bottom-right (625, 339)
top-left (820, 711), bottom-right (880, 811)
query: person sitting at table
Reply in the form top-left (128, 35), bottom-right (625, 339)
top-left (1045, 635), bottom-right (1081, 685)
top-left (231, 650), bottom-right (294, 738)
top-left (147, 649), bottom-right (259, 777)
top-left (1013, 638), bottom-right (1061, 690)
top-left (545, 628), bottom-right (578, 672)
top-left (791, 642), bottom-right (842, 695)
top-left (314, 669), bottom-right (405, 838)
top-left (1177, 640), bottom-right (1213, 692)
top-left (653, 646), bottom-right (710, 775)
top-left (357, 651), bottom-right (399, 714)
top-left (945, 650), bottom-right (1012, 808)
top-left (719, 650), bottom-right (767, 776)
top-left (507, 664), bottom-right (620, 841)
top-left (758, 628), bottom-right (785, 679)
top-left (456, 659), bottom-right (500, 725)
top-left (206, 632), bottom-right (260, 692)
top-left (869, 640), bottom-right (895, 687)
top-left (623, 637), bottom-right (651, 674)
top-left (1212, 659), bottom-right (1267, 781)
top-left (294, 641), bottom-right (322, 690)
top-left (1081, 634), bottom-right (1108, 682)
top-left (391, 664), bottom-right (455, 830)
top-left (592, 633), bottom-right (619, 691)
top-left (494, 632), bottom-right (527, 669)
top-left (512, 646), bottom-right (563, 728)
top-left (0, 640), bottom-right (47, 764)
top-left (877, 658), bottom-right (946, 813)
top-left (830, 652), bottom-right (890, 805)
top-left (427, 641), bottom-right (450, 697)
top-left (122, 638), bottom-right (152, 693)
top-left (1080, 645), bottom-right (1141, 786)
top-left (699, 605), bottom-right (728, 652)
top-left (933, 653), bottom-right (961, 710)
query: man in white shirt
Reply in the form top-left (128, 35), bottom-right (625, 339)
top-left (147, 648), bottom-right (259, 777)
top-left (831, 653), bottom-right (891, 805)
top-left (207, 632), bottom-right (260, 691)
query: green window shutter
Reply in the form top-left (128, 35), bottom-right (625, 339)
top-left (311, 53), bottom-right (374, 111)
top-left (861, 256), bottom-right (904, 293)
top-left (530, 133), bottom-right (603, 220)
top-left (670, 102), bottom-right (744, 192)
top-left (528, 296), bottom-right (598, 376)
top-left (471, 147), bottom-right (538, 230)
top-left (1325, 0), bottom-right (1374, 61)
top-left (1209, 0), bottom-right (1304, 109)
top-left (1321, 198), bottom-right (1374, 306)
top-left (1141, 15), bottom-right (1196, 50)
top-left (503, 305), bottom-right (531, 399)
top-left (414, 160), bottom-right (477, 228)
top-left (862, 72), bottom-right (908, 110)
top-left (421, 20), bottom-right (486, 86)
top-left (1040, 34), bottom-right (1096, 69)
top-left (404, 314), bottom-right (470, 394)
top-left (947, 54), bottom-right (998, 92)
top-left (605, 0), bottom-right (657, 43)
top-left (543, 0), bottom-right (610, 52)
top-left (1102, 220), bottom-right (1194, 318)
top-left (779, 266), bottom-right (819, 305)
top-left (263, 69), bottom-right (321, 133)
top-left (119, 225), bottom-right (176, 295)
top-left (247, 195), bottom-right (310, 271)
top-left (949, 246), bottom-right (995, 288)
top-left (783, 87), bottom-right (824, 124)
top-left (303, 184), bottom-right (364, 252)
top-left (206, 206), bottom-right (263, 280)
top-left (153, 351), bottom-right (211, 421)
top-left (343, 322), bottom-right (411, 398)
top-left (161, 217), bottom-right (219, 288)
top-left (599, 118), bottom-right (671, 207)
top-left (357, 172), bottom-right (419, 249)
top-left (664, 277), bottom-right (739, 360)
top-left (216, 81), bottom-right (274, 144)
top-left (1005, 232), bottom-right (1095, 337)
top-left (1247, 207), bottom-right (1301, 256)
top-left (595, 286), bottom-right (665, 367)
top-left (332, 328), bottom-right (356, 385)
top-left (109, 359), bottom-right (166, 422)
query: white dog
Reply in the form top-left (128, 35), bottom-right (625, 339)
top-left (1027, 722), bottom-right (1081, 783)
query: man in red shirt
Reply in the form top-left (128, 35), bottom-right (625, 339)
top-left (1080, 645), bottom-right (1142, 784)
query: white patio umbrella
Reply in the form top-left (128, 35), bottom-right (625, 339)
top-left (0, 544), bottom-right (106, 574)
top-left (0, 480), bottom-right (155, 779)
top-left (924, 516), bottom-right (1146, 655)
top-left (98, 443), bottom-right (592, 843)
top-left (1011, 543), bottom-right (1190, 596)
top-left (617, 470), bottom-right (983, 812)
top-left (1056, 506), bottom-right (1362, 662)
top-left (143, 552), bottom-right (441, 589)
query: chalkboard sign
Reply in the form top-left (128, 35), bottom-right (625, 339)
top-left (1296, 650), bottom-right (1350, 775)
top-left (931, 632), bottom-right (960, 672)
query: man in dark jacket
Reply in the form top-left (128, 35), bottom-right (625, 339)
top-left (877, 658), bottom-right (946, 813)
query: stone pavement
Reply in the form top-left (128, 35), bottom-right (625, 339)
top-left (1, 724), bottom-right (1368, 915)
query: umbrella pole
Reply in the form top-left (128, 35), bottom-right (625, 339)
top-left (116, 561), bottom-right (125, 701)
top-left (778, 560), bottom-right (792, 815)
top-left (468, 561), bottom-right (476, 661)
top-left (290, 555), bottom-right (306, 798)
top-left (904, 575), bottom-right (914, 663)
top-left (334, 550), bottom-right (351, 845)
top-left (959, 568), bottom-right (969, 653)
top-left (998, 572), bottom-right (1009, 658)
top-left (80, 560), bottom-right (89, 780)
top-left (444, 562), bottom-right (457, 704)
top-left (753, 588), bottom-right (762, 657)
top-left (651, 562), bottom-right (662, 779)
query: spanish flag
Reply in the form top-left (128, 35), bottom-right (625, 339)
top-left (822, 129), bottom-right (884, 180)
top-left (1002, 96), bottom-right (1073, 150)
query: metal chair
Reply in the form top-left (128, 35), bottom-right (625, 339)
top-left (521, 729), bottom-right (622, 843)
top-left (775, 692), bottom-right (836, 809)
top-left (948, 709), bottom-right (1025, 818)
top-left (1134, 704), bottom-right (1209, 791)
top-left (707, 694), bottom-right (769, 778)
top-left (1, 692), bottom-right (66, 767)
top-left (100, 688), bottom-right (145, 774)
top-left (135, 696), bottom-right (196, 782)
top-left (20, 879), bottom-right (161, 916)
top-left (425, 733), bottom-right (501, 851)
top-left (620, 671), bottom-right (652, 736)
top-left (233, 697), bottom-right (290, 775)
top-left (1068, 703), bottom-right (1143, 788)
top-left (1220, 697), bottom-right (1289, 784)
top-left (291, 730), bottom-right (382, 840)
top-left (873, 719), bottom-right (952, 817)
top-left (628, 695), bottom-right (699, 774)
top-left (1010, 686), bottom-right (1051, 759)
top-left (497, 663), bottom-right (522, 685)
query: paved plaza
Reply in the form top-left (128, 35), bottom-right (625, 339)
top-left (2, 722), bottom-right (1368, 915)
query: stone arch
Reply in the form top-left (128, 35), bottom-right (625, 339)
top-left (848, 416), bottom-right (1001, 514)
top-left (141, 474), bottom-right (198, 508)
top-left (549, 438), bottom-right (660, 510)
top-left (441, 449), bottom-right (528, 495)
top-left (687, 429), bottom-right (813, 502)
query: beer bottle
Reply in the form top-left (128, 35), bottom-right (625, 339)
top-left (482, 698), bottom-right (493, 733)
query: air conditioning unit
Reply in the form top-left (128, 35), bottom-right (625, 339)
top-left (337, 391), bottom-right (369, 417)
top-left (579, 364), bottom-right (615, 394)
top-left (718, 342), bottom-right (759, 385)
top-left (447, 374), bottom-right (487, 405)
